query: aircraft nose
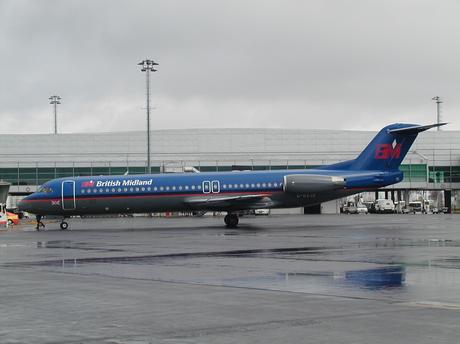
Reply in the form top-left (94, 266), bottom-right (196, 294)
top-left (18, 196), bottom-right (33, 213)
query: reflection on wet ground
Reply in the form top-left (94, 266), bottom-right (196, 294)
top-left (5, 242), bottom-right (460, 304)
top-left (2, 215), bottom-right (460, 305)
top-left (36, 240), bottom-right (125, 252)
top-left (2, 215), bottom-right (460, 343)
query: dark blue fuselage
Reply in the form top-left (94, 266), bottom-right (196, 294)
top-left (19, 168), bottom-right (402, 216)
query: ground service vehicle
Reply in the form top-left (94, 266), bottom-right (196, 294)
top-left (409, 201), bottom-right (424, 214)
top-left (0, 212), bottom-right (19, 226)
top-left (374, 199), bottom-right (395, 213)
top-left (394, 201), bottom-right (409, 214)
top-left (254, 209), bottom-right (270, 215)
top-left (408, 201), bottom-right (423, 214)
top-left (356, 204), bottom-right (369, 214)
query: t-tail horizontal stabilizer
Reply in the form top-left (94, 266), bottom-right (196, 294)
top-left (324, 122), bottom-right (447, 172)
top-left (387, 123), bottom-right (447, 134)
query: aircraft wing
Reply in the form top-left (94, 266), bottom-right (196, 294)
top-left (185, 193), bottom-right (274, 210)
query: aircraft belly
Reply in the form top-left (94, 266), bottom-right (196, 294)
top-left (74, 196), bottom-right (187, 215)
top-left (73, 193), bottom-right (342, 214)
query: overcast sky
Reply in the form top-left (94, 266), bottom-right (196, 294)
top-left (1, 0), bottom-right (459, 134)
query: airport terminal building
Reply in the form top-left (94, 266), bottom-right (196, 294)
top-left (1, 128), bottom-right (459, 211)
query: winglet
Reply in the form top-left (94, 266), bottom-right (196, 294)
top-left (387, 123), bottom-right (448, 134)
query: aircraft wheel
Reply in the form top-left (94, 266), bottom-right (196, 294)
top-left (60, 221), bottom-right (69, 230)
top-left (224, 214), bottom-right (239, 228)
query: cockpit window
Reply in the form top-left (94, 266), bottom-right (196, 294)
top-left (38, 185), bottom-right (53, 193)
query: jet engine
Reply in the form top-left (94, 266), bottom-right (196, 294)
top-left (283, 174), bottom-right (346, 193)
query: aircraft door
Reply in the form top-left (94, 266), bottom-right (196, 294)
top-left (62, 181), bottom-right (76, 210)
top-left (211, 180), bottom-right (220, 193)
top-left (202, 181), bottom-right (211, 193)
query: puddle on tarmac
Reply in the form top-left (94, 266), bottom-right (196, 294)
top-left (374, 238), bottom-right (460, 248)
top-left (5, 246), bottom-right (460, 302)
top-left (429, 257), bottom-right (460, 269)
top-left (221, 266), bottom-right (406, 294)
top-left (35, 240), bottom-right (124, 252)
top-left (16, 246), bottom-right (328, 267)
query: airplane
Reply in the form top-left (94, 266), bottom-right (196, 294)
top-left (18, 123), bottom-right (445, 230)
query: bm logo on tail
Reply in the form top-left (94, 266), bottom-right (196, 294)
top-left (375, 142), bottom-right (401, 159)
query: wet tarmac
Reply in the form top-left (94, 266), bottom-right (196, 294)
top-left (1, 214), bottom-right (460, 343)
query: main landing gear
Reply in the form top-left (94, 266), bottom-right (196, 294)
top-left (35, 215), bottom-right (45, 231)
top-left (224, 214), bottom-right (239, 228)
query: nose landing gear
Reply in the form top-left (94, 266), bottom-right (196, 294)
top-left (35, 215), bottom-right (69, 231)
top-left (224, 213), bottom-right (239, 228)
top-left (60, 220), bottom-right (69, 230)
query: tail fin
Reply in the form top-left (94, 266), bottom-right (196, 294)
top-left (325, 123), bottom-right (446, 171)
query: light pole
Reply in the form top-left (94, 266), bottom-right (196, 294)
top-left (49, 95), bottom-right (61, 134)
top-left (138, 59), bottom-right (159, 174)
top-left (432, 96), bottom-right (442, 131)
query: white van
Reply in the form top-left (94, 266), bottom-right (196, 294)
top-left (408, 201), bottom-right (423, 214)
top-left (374, 199), bottom-right (395, 213)
top-left (254, 209), bottom-right (270, 215)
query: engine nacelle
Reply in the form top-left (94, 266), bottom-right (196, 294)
top-left (283, 174), bottom-right (345, 193)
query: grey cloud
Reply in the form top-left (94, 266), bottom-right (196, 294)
top-left (0, 0), bottom-right (458, 134)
